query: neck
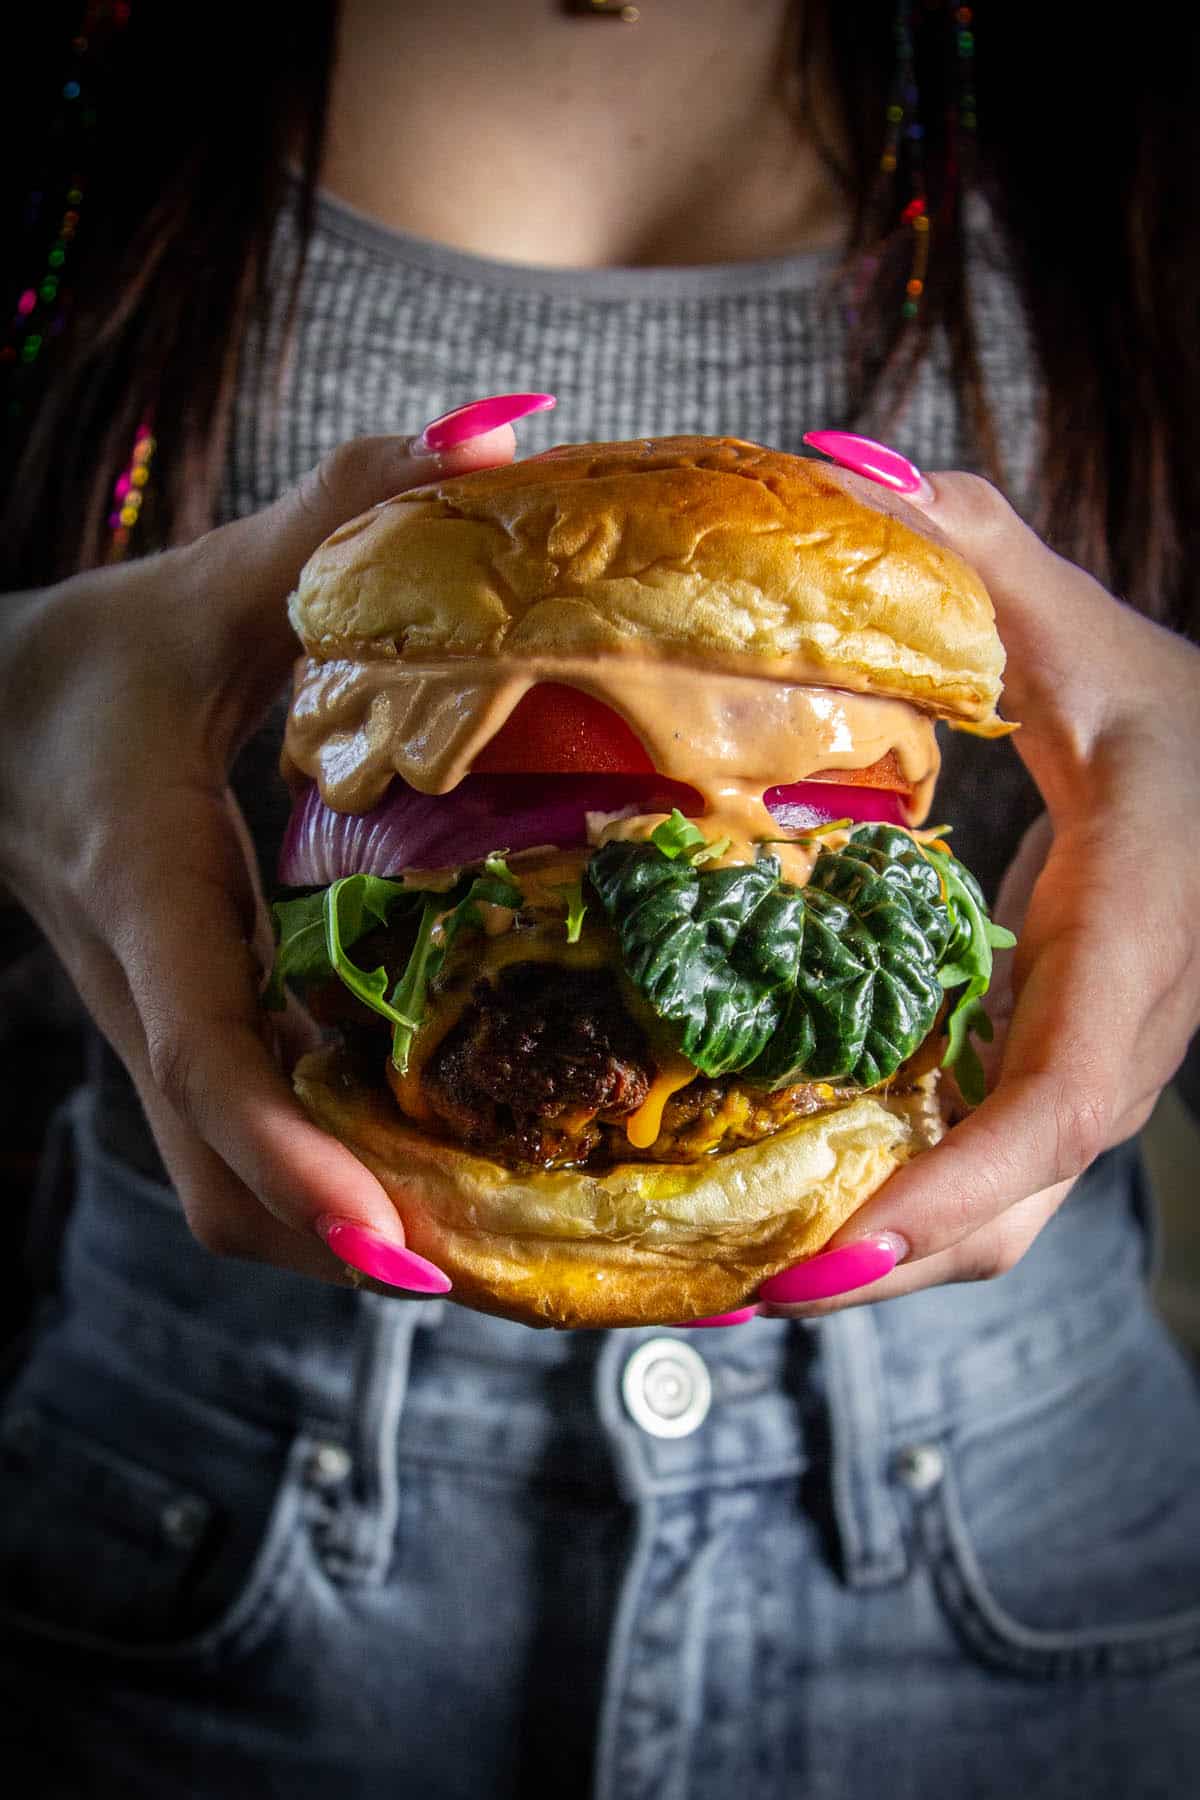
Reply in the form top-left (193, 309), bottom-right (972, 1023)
top-left (322, 0), bottom-right (848, 268)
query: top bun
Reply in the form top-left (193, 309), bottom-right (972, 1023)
top-left (290, 436), bottom-right (1005, 726)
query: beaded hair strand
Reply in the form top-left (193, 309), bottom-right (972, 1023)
top-left (7, 0), bottom-right (965, 567)
top-left (3, 3), bottom-right (1196, 634)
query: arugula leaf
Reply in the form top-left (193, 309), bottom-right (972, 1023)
top-left (264, 891), bottom-right (329, 1010)
top-left (267, 857), bottom-right (524, 1071)
top-left (552, 880), bottom-right (589, 943)
top-left (386, 859), bottom-right (524, 1069)
top-left (323, 875), bottom-right (422, 1052)
top-left (650, 810), bottom-right (709, 860)
top-left (481, 852), bottom-right (519, 887)
top-left (917, 843), bottom-right (1015, 1101)
top-left (690, 834), bottom-right (733, 865)
top-left (942, 992), bottom-right (993, 1107)
top-left (647, 810), bottom-right (731, 866)
top-left (266, 875), bottom-right (411, 1010)
top-left (387, 898), bottom-right (445, 1073)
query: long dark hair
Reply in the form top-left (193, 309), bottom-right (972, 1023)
top-left (3, 2), bottom-right (1198, 633)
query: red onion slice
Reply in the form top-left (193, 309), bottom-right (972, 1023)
top-left (762, 779), bottom-right (906, 831)
top-left (280, 773), bottom-right (907, 888)
top-left (279, 774), bottom-right (704, 886)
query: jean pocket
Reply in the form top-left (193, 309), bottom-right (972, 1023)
top-left (0, 1400), bottom-right (313, 1666)
top-left (913, 1325), bottom-right (1200, 1678)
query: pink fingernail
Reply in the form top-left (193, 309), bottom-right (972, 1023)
top-left (315, 1217), bottom-right (451, 1294)
top-left (680, 1306), bottom-right (759, 1329)
top-left (757, 1232), bottom-right (909, 1305)
top-left (414, 392), bottom-right (556, 454)
top-left (803, 430), bottom-right (928, 498)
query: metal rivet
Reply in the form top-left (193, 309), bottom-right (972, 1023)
top-left (621, 1338), bottom-right (713, 1440)
top-left (160, 1494), bottom-right (210, 1550)
top-left (307, 1441), bottom-right (353, 1488)
top-left (893, 1443), bottom-right (945, 1494)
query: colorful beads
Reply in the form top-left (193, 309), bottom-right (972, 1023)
top-left (105, 420), bottom-right (155, 561)
top-left (3, 3), bottom-right (141, 542)
top-left (851, 0), bottom-right (976, 330)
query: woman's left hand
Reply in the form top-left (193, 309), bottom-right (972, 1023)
top-left (751, 466), bottom-right (1200, 1319)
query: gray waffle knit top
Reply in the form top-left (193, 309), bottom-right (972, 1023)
top-left (95, 184), bottom-right (1043, 1179)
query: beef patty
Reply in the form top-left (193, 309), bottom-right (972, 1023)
top-left (418, 960), bottom-right (869, 1171)
top-left (421, 963), bottom-right (652, 1168)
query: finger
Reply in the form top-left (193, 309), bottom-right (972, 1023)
top-left (264, 986), bottom-right (324, 1076)
top-left (758, 1185), bottom-right (1068, 1319)
top-left (818, 1045), bottom-right (1132, 1278)
top-left (968, 812), bottom-right (1054, 1091)
top-left (135, 1075), bottom-right (360, 1282)
top-left (901, 472), bottom-right (1200, 805)
top-left (104, 784), bottom-right (413, 1250)
top-left (28, 897), bottom-right (354, 1280)
top-left (993, 811), bottom-right (1053, 939)
top-left (176, 419), bottom-right (526, 712)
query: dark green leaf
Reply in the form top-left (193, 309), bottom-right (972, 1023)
top-left (590, 823), bottom-right (1014, 1100)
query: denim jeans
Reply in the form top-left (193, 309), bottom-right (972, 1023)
top-left (1, 1087), bottom-right (1198, 1798)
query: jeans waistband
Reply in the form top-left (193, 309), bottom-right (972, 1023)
top-left (39, 1087), bottom-right (1153, 1514)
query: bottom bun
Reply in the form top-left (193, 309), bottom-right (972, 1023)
top-left (294, 1046), bottom-right (945, 1329)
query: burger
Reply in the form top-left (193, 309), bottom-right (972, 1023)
top-left (267, 437), bottom-right (1014, 1328)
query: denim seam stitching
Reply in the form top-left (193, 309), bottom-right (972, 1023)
top-left (925, 1453), bottom-right (1200, 1676)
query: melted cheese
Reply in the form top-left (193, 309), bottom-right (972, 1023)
top-left (624, 1057), bottom-right (697, 1151)
top-left (385, 919), bottom-right (613, 1129)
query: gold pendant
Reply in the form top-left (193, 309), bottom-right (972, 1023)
top-left (566, 1), bottom-right (642, 20)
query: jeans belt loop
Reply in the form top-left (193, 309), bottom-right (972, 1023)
top-left (321, 1292), bottom-right (425, 1585)
top-left (820, 1306), bottom-right (908, 1588)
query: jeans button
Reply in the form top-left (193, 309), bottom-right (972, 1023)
top-left (621, 1337), bottom-right (713, 1439)
top-left (893, 1443), bottom-right (945, 1494)
top-left (306, 1441), bottom-right (353, 1489)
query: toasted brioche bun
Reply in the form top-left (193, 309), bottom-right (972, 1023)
top-left (290, 436), bottom-right (1005, 727)
top-left (295, 1044), bottom-right (943, 1329)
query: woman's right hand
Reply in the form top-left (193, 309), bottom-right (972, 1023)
top-left (0, 420), bottom-right (524, 1286)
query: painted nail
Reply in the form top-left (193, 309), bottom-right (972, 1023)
top-left (413, 391), bottom-right (556, 454)
top-left (803, 430), bottom-right (927, 497)
top-left (757, 1232), bottom-right (909, 1305)
top-left (315, 1217), bottom-right (452, 1294)
top-left (680, 1306), bottom-right (760, 1329)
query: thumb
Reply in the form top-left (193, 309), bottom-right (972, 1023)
top-left (186, 421), bottom-right (522, 676)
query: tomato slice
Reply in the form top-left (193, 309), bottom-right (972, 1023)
top-left (470, 682), bottom-right (656, 775)
top-left (802, 750), bottom-right (911, 793)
